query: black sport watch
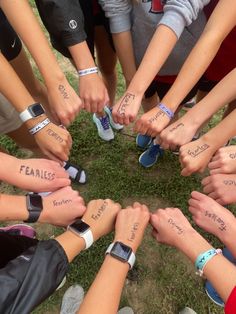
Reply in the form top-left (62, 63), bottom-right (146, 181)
top-left (24, 193), bottom-right (43, 223)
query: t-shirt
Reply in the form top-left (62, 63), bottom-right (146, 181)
top-left (225, 286), bottom-right (236, 314)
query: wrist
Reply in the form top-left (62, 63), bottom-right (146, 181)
top-left (0, 194), bottom-right (28, 221)
top-left (24, 114), bottom-right (48, 129)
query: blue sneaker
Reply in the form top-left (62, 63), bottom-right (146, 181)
top-left (205, 248), bottom-right (236, 307)
top-left (136, 134), bottom-right (153, 149)
top-left (139, 143), bottom-right (163, 168)
top-left (93, 113), bottom-right (114, 141)
top-left (104, 106), bottom-right (123, 130)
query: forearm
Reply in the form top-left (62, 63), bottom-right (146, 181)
top-left (68, 42), bottom-right (96, 70)
top-left (0, 0), bottom-right (64, 87)
top-left (179, 230), bottom-right (236, 302)
top-left (183, 68), bottom-right (236, 127)
top-left (161, 0), bottom-right (236, 111)
top-left (55, 231), bottom-right (85, 262)
top-left (202, 108), bottom-right (236, 150)
top-left (128, 25), bottom-right (177, 95)
top-left (112, 31), bottom-right (136, 86)
top-left (0, 194), bottom-right (28, 221)
top-left (78, 255), bottom-right (129, 314)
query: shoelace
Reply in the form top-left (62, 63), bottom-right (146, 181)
top-left (99, 115), bottom-right (110, 130)
top-left (149, 144), bottom-right (163, 158)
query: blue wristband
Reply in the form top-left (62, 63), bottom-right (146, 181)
top-left (195, 248), bottom-right (222, 276)
top-left (158, 103), bottom-right (174, 119)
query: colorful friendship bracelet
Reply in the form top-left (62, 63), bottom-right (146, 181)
top-left (29, 118), bottom-right (50, 135)
top-left (195, 248), bottom-right (222, 276)
top-left (78, 67), bottom-right (98, 77)
top-left (158, 103), bottom-right (174, 119)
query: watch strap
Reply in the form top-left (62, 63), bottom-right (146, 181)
top-left (24, 194), bottom-right (43, 223)
top-left (67, 223), bottom-right (94, 250)
top-left (19, 108), bottom-right (34, 122)
top-left (106, 242), bottom-right (136, 269)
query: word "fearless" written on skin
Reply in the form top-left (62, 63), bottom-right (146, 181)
top-left (19, 165), bottom-right (55, 181)
top-left (53, 199), bottom-right (72, 206)
top-left (92, 200), bottom-right (108, 220)
top-left (187, 143), bottom-right (209, 158)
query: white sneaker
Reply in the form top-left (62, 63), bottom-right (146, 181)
top-left (179, 307), bottom-right (197, 314)
top-left (118, 307), bottom-right (134, 314)
top-left (93, 113), bottom-right (114, 141)
top-left (104, 106), bottom-right (123, 130)
top-left (60, 285), bottom-right (84, 314)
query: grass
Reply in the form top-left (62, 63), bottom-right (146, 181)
top-left (0, 2), bottom-right (228, 314)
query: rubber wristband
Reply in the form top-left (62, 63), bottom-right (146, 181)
top-left (29, 118), bottom-right (50, 135)
top-left (195, 248), bottom-right (222, 276)
top-left (78, 67), bottom-right (98, 77)
top-left (158, 103), bottom-right (174, 119)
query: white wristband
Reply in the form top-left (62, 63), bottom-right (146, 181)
top-left (29, 118), bottom-right (50, 135)
top-left (78, 67), bottom-right (98, 77)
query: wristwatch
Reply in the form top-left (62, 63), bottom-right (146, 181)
top-left (67, 219), bottom-right (94, 249)
top-left (106, 242), bottom-right (136, 269)
top-left (19, 103), bottom-right (45, 123)
top-left (24, 193), bottom-right (43, 223)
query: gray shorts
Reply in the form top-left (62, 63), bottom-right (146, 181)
top-left (0, 93), bottom-right (22, 134)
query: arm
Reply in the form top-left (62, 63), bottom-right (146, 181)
top-left (179, 108), bottom-right (236, 176)
top-left (78, 202), bottom-right (150, 314)
top-left (0, 0), bottom-right (82, 126)
top-left (151, 207), bottom-right (236, 303)
top-left (113, 0), bottom-right (209, 125)
top-left (160, 68), bottom-right (236, 149)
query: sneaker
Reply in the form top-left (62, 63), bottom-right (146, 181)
top-left (56, 276), bottom-right (67, 291)
top-left (118, 307), bottom-right (134, 314)
top-left (182, 98), bottom-right (196, 110)
top-left (172, 134), bottom-right (200, 156)
top-left (0, 224), bottom-right (36, 238)
top-left (60, 285), bottom-right (84, 314)
top-left (139, 143), bottom-right (163, 168)
top-left (179, 307), bottom-right (197, 314)
top-left (136, 134), bottom-right (153, 149)
top-left (64, 161), bottom-right (86, 184)
top-left (205, 247), bottom-right (236, 307)
top-left (93, 113), bottom-right (114, 141)
top-left (104, 106), bottom-right (123, 130)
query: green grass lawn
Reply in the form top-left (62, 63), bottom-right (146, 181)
top-left (0, 2), bottom-right (229, 313)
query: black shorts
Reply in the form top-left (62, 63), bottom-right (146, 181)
top-left (144, 77), bottom-right (218, 104)
top-left (0, 9), bottom-right (22, 61)
top-left (51, 1), bottom-right (114, 59)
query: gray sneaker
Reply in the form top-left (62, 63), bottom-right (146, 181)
top-left (93, 113), bottom-right (114, 141)
top-left (60, 285), bottom-right (84, 314)
top-left (118, 306), bottom-right (134, 314)
top-left (179, 307), bottom-right (197, 314)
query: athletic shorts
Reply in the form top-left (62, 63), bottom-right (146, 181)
top-left (144, 77), bottom-right (218, 104)
top-left (0, 94), bottom-right (22, 134)
top-left (0, 9), bottom-right (22, 61)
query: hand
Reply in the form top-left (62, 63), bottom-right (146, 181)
top-left (9, 157), bottom-right (70, 192)
top-left (202, 174), bottom-right (236, 205)
top-left (79, 74), bottom-right (109, 113)
top-left (134, 106), bottom-right (171, 137)
top-left (47, 76), bottom-right (82, 126)
top-left (114, 202), bottom-right (150, 252)
top-left (188, 191), bottom-right (236, 241)
top-left (179, 136), bottom-right (216, 176)
top-left (39, 186), bottom-right (86, 226)
top-left (82, 199), bottom-right (121, 241)
top-left (160, 115), bottom-right (197, 150)
top-left (150, 207), bottom-right (194, 248)
top-left (112, 91), bottom-right (142, 125)
top-left (208, 145), bottom-right (236, 175)
top-left (34, 122), bottom-right (72, 162)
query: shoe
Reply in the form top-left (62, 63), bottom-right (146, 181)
top-left (104, 106), bottom-right (123, 130)
top-left (56, 276), bottom-right (67, 291)
top-left (182, 98), bottom-right (196, 110)
top-left (0, 224), bottom-right (36, 238)
top-left (205, 281), bottom-right (224, 307)
top-left (118, 307), bottom-right (134, 314)
top-left (205, 247), bottom-right (236, 307)
top-left (136, 134), bottom-right (153, 149)
top-left (172, 134), bottom-right (199, 156)
top-left (93, 113), bottom-right (114, 141)
top-left (179, 307), bottom-right (197, 314)
top-left (60, 285), bottom-right (84, 314)
top-left (64, 161), bottom-right (86, 184)
top-left (139, 143), bottom-right (163, 168)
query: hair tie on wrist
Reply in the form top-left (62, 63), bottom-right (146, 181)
top-left (158, 103), bottom-right (174, 119)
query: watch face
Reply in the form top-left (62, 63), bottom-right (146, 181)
top-left (28, 194), bottom-right (43, 210)
top-left (29, 103), bottom-right (45, 117)
top-left (110, 242), bottom-right (132, 262)
top-left (69, 219), bottom-right (90, 234)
